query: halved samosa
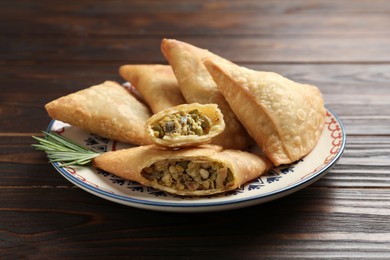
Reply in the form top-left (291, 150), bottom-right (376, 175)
top-left (145, 103), bottom-right (225, 148)
top-left (161, 38), bottom-right (253, 150)
top-left (45, 81), bottom-right (152, 145)
top-left (93, 144), bottom-right (272, 196)
top-left (119, 64), bottom-right (186, 113)
top-left (203, 59), bottom-right (326, 166)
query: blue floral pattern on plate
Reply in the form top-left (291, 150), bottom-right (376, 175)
top-left (48, 107), bottom-right (346, 212)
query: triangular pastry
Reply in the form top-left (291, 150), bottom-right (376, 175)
top-left (203, 59), bottom-right (326, 166)
top-left (119, 64), bottom-right (186, 113)
top-left (145, 103), bottom-right (225, 148)
top-left (45, 81), bottom-right (152, 145)
top-left (161, 38), bottom-right (253, 150)
top-left (93, 144), bottom-right (272, 196)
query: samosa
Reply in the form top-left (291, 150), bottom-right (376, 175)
top-left (145, 103), bottom-right (225, 148)
top-left (93, 144), bottom-right (272, 196)
top-left (119, 64), bottom-right (186, 113)
top-left (45, 81), bottom-right (152, 145)
top-left (203, 59), bottom-right (326, 166)
top-left (161, 39), bottom-right (253, 150)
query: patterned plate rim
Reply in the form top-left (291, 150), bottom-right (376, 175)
top-left (47, 106), bottom-right (346, 210)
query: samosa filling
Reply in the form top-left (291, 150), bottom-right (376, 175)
top-left (141, 160), bottom-right (234, 191)
top-left (152, 109), bottom-right (212, 138)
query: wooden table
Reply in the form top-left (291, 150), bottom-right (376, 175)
top-left (1, 1), bottom-right (390, 258)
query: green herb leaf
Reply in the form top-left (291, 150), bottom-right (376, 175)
top-left (32, 131), bottom-right (100, 167)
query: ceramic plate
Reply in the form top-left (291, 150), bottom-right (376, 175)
top-left (47, 107), bottom-right (346, 212)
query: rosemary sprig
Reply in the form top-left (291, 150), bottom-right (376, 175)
top-left (32, 131), bottom-right (100, 167)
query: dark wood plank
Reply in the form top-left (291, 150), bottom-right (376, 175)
top-left (341, 117), bottom-right (390, 135)
top-left (0, 104), bottom-right (51, 135)
top-left (2, 0), bottom-right (390, 15)
top-left (0, 136), bottom-right (74, 187)
top-left (315, 135), bottom-right (390, 188)
top-left (2, 0), bottom-right (390, 39)
top-left (3, 36), bottom-right (390, 63)
top-left (2, 12), bottom-right (390, 36)
top-left (1, 187), bottom-right (390, 258)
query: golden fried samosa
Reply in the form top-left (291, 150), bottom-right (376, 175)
top-left (145, 103), bottom-right (225, 148)
top-left (93, 145), bottom-right (272, 196)
top-left (161, 38), bottom-right (253, 150)
top-left (119, 64), bottom-right (186, 113)
top-left (45, 81), bottom-right (152, 145)
top-left (203, 59), bottom-right (326, 166)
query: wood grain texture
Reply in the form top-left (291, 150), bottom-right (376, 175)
top-left (2, 12), bottom-right (390, 36)
top-left (1, 0), bottom-right (390, 258)
top-left (3, 36), bottom-right (390, 63)
top-left (1, 188), bottom-right (390, 258)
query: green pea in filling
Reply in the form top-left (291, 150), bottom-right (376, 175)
top-left (152, 109), bottom-right (212, 138)
top-left (141, 160), bottom-right (234, 191)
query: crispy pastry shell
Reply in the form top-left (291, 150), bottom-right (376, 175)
top-left (93, 145), bottom-right (272, 196)
top-left (204, 59), bottom-right (326, 166)
top-left (145, 103), bottom-right (225, 148)
top-left (119, 64), bottom-right (186, 113)
top-left (161, 38), bottom-right (253, 150)
top-left (45, 81), bottom-right (152, 145)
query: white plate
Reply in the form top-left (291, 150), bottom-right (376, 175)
top-left (47, 107), bottom-right (346, 212)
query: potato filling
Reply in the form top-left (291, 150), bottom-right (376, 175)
top-left (141, 160), bottom-right (234, 191)
top-left (152, 109), bottom-right (212, 138)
